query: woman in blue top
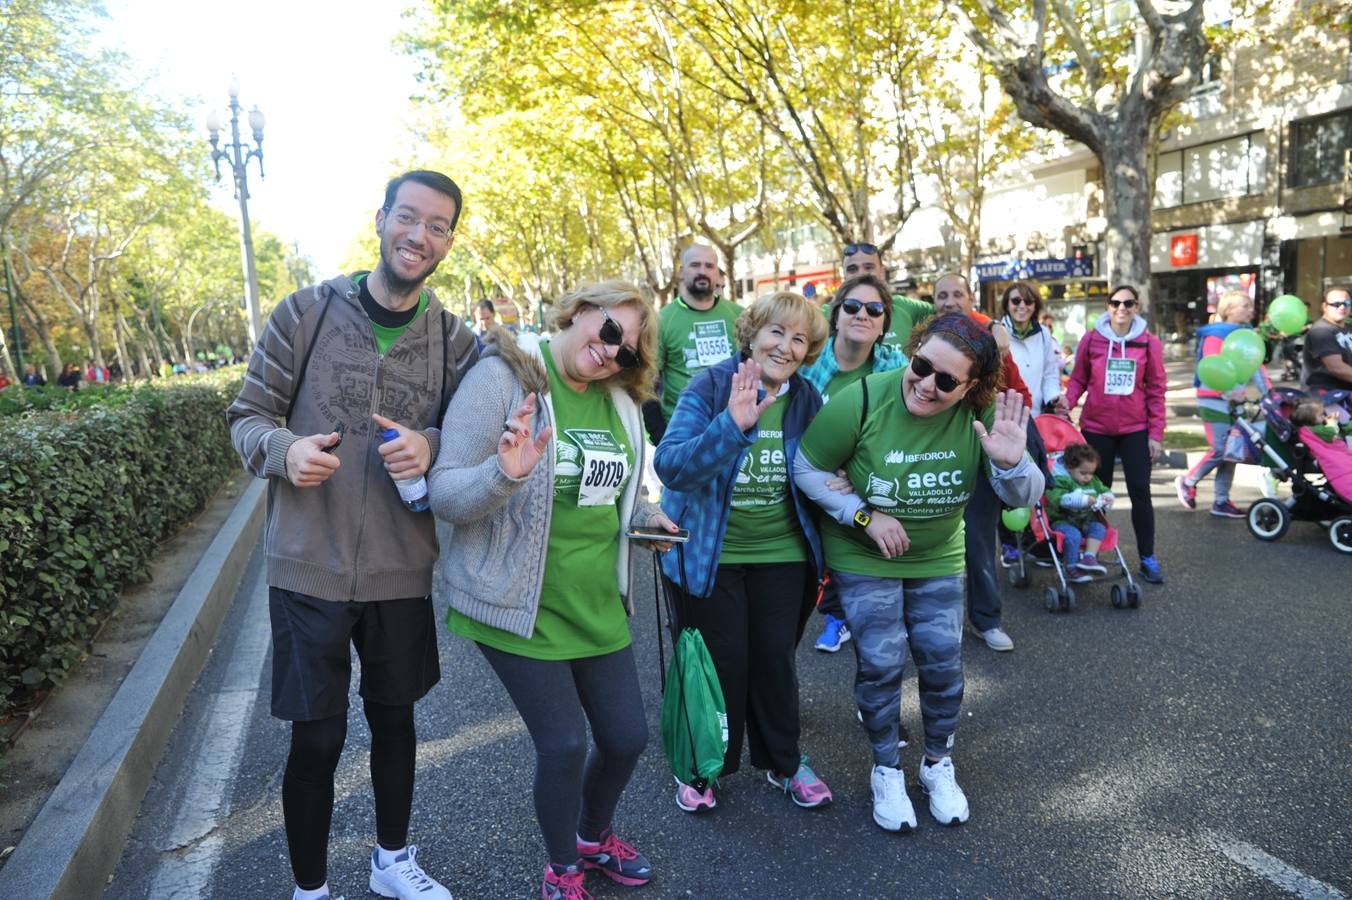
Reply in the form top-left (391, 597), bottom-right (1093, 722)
top-left (799, 274), bottom-right (909, 652)
top-left (654, 290), bottom-right (830, 815)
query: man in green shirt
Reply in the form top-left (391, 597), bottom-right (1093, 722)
top-left (647, 244), bottom-right (743, 441)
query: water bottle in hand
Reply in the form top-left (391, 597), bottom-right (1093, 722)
top-left (381, 427), bottom-right (429, 513)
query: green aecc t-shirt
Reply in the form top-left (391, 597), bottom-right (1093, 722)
top-left (658, 297), bottom-right (743, 420)
top-left (719, 395), bottom-right (807, 565)
top-left (448, 342), bottom-right (633, 660)
top-left (799, 368), bottom-right (994, 578)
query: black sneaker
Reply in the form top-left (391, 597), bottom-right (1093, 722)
top-left (1210, 500), bottom-right (1244, 518)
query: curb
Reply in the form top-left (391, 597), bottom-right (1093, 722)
top-left (0, 478), bottom-right (267, 900)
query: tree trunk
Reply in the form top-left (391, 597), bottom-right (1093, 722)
top-left (0, 322), bottom-right (17, 383)
top-left (1101, 114), bottom-right (1153, 309)
top-left (17, 291), bottom-right (61, 378)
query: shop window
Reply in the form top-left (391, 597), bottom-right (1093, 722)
top-left (1153, 132), bottom-right (1263, 208)
top-left (1289, 109), bottom-right (1352, 188)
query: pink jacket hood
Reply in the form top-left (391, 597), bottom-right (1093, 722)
top-left (1065, 312), bottom-right (1167, 441)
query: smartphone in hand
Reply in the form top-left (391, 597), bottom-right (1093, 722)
top-left (626, 525), bottom-right (690, 543)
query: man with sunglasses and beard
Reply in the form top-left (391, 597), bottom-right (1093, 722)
top-left (646, 243), bottom-right (743, 444)
top-left (1302, 285), bottom-right (1352, 394)
top-left (228, 170), bottom-right (478, 900)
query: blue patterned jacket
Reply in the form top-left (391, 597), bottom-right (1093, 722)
top-left (654, 352), bottom-right (825, 598)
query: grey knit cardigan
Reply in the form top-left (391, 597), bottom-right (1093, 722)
top-left (428, 330), bottom-right (657, 639)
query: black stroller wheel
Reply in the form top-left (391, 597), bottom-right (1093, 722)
top-left (1044, 587), bottom-right (1059, 613)
top-left (1127, 586), bottom-right (1141, 608)
top-left (1330, 516), bottom-right (1352, 555)
top-left (1111, 585), bottom-right (1125, 609)
top-left (1007, 566), bottom-right (1030, 589)
top-left (1063, 587), bottom-right (1077, 611)
top-left (1247, 498), bottom-right (1289, 541)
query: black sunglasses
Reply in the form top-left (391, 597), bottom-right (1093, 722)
top-left (1007, 295), bottom-right (1036, 307)
top-left (910, 354), bottom-right (965, 393)
top-left (1326, 300), bottom-right (1351, 309)
top-left (840, 298), bottom-right (885, 318)
top-left (1107, 298), bottom-right (1138, 309)
top-left (843, 242), bottom-right (879, 257)
top-left (597, 306), bottom-right (641, 369)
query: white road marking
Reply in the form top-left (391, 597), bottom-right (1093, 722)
top-left (147, 568), bottom-right (271, 900)
top-left (1210, 832), bottom-right (1347, 899)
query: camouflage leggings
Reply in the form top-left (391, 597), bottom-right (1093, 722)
top-left (834, 571), bottom-right (964, 764)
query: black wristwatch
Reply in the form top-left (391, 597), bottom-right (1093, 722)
top-left (853, 505), bottom-right (873, 528)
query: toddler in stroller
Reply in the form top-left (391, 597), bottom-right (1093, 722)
top-left (1238, 388), bottom-right (1352, 553)
top-left (1007, 415), bottom-right (1142, 611)
top-left (1046, 443), bottom-right (1115, 583)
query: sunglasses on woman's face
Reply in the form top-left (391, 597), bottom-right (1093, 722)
top-left (1007, 295), bottom-right (1035, 307)
top-left (910, 354), bottom-right (965, 393)
top-left (1107, 298), bottom-right (1138, 309)
top-left (597, 306), bottom-right (641, 369)
top-left (840, 298), bottom-right (885, 318)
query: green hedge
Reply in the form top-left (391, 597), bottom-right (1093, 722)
top-left (0, 370), bottom-right (243, 720)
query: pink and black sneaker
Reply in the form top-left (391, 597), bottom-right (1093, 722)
top-left (542, 862), bottom-right (591, 900)
top-left (577, 829), bottom-right (652, 886)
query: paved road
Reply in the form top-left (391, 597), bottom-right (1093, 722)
top-left (106, 469), bottom-right (1350, 899)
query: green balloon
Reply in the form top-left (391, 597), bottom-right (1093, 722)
top-left (1220, 328), bottom-right (1264, 380)
top-left (1268, 294), bottom-right (1308, 336)
top-left (1197, 355), bottom-right (1240, 391)
top-left (1001, 507), bottom-right (1031, 532)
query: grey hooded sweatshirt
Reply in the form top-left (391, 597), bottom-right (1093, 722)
top-left (227, 273), bottom-right (479, 602)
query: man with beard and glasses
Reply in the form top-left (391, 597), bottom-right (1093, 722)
top-left (645, 243), bottom-right (743, 443)
top-left (227, 170), bottom-right (478, 900)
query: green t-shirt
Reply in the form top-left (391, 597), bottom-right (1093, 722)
top-left (354, 273), bottom-right (428, 354)
top-left (799, 368), bottom-right (993, 578)
top-left (821, 364), bottom-right (869, 406)
top-left (449, 343), bottom-right (633, 660)
top-left (658, 297), bottom-right (743, 420)
top-left (720, 395), bottom-right (807, 564)
top-left (883, 295), bottom-right (936, 350)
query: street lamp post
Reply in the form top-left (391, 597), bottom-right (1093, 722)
top-left (206, 78), bottom-right (266, 349)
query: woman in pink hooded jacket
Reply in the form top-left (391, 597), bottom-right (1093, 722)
top-left (1064, 284), bottom-right (1167, 584)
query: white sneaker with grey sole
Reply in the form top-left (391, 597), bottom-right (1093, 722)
top-left (870, 764), bottom-right (916, 832)
top-left (917, 756), bottom-right (970, 825)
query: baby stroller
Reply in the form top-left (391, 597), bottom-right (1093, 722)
top-left (1231, 388), bottom-right (1352, 554)
top-left (1005, 415), bottom-right (1142, 612)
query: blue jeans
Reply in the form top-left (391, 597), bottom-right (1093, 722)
top-left (1053, 520), bottom-right (1107, 565)
top-left (834, 571), bottom-right (964, 763)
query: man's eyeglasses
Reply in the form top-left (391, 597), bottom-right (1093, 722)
top-left (597, 306), bottom-right (641, 369)
top-left (910, 355), bottom-right (966, 393)
top-left (384, 207), bottom-right (453, 241)
top-left (1007, 295), bottom-right (1036, 307)
top-left (840, 298), bottom-right (885, 318)
top-left (843, 242), bottom-right (879, 257)
top-left (1107, 298), bottom-right (1138, 309)
top-left (1326, 300), bottom-right (1351, 309)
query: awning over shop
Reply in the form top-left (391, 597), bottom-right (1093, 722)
top-left (975, 256), bottom-right (1095, 282)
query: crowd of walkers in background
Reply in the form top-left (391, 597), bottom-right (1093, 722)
top-left (222, 169), bottom-right (1349, 900)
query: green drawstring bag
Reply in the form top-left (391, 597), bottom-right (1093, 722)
top-left (660, 627), bottom-right (728, 792)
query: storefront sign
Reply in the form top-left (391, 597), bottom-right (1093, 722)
top-left (1170, 234), bottom-right (1199, 266)
top-left (973, 256), bottom-right (1095, 283)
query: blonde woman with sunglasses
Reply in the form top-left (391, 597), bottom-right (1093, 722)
top-left (429, 280), bottom-right (679, 899)
top-left (1063, 284), bottom-right (1167, 584)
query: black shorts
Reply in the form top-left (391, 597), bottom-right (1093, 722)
top-left (269, 588), bottom-right (441, 721)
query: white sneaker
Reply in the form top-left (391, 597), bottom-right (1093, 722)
top-left (369, 845), bottom-right (452, 899)
top-left (917, 757), bottom-right (970, 825)
top-left (980, 627), bottom-right (1014, 652)
top-left (870, 764), bottom-right (916, 832)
